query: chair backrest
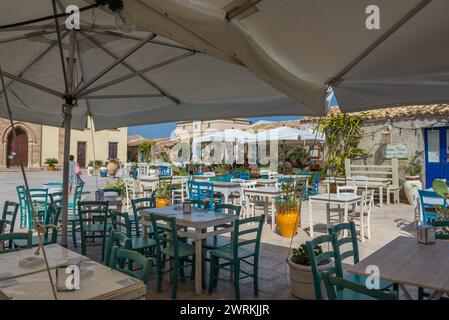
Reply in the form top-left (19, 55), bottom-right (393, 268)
top-left (73, 182), bottom-right (84, 204)
top-left (328, 221), bottom-right (360, 264)
top-left (49, 192), bottom-right (63, 207)
top-left (158, 165), bottom-right (172, 178)
top-left (77, 201), bottom-right (109, 233)
top-left (0, 220), bottom-right (4, 234)
top-left (351, 175), bottom-right (368, 192)
top-left (110, 211), bottom-right (132, 237)
top-left (1, 201), bottom-right (19, 233)
top-left (102, 188), bottom-right (122, 197)
top-left (360, 190), bottom-right (375, 212)
top-left (337, 185), bottom-right (357, 196)
top-left (150, 214), bottom-right (180, 257)
top-left (306, 234), bottom-right (342, 300)
top-left (311, 173), bottom-right (321, 195)
top-left (418, 190), bottom-right (446, 225)
top-left (322, 272), bottom-right (398, 300)
top-left (234, 170), bottom-right (250, 180)
top-left (0, 231), bottom-right (32, 253)
top-left (190, 199), bottom-right (211, 210)
top-left (231, 214), bottom-right (265, 260)
top-left (110, 247), bottom-right (152, 284)
top-left (344, 158), bottom-right (399, 189)
top-left (214, 204), bottom-right (241, 216)
top-left (188, 181), bottom-right (214, 203)
top-left (104, 230), bottom-right (131, 267)
top-left (27, 188), bottom-right (49, 206)
top-left (131, 197), bottom-right (156, 237)
top-left (43, 204), bottom-right (61, 244)
top-left (16, 185), bottom-right (26, 207)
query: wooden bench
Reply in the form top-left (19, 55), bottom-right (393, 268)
top-left (344, 158), bottom-right (399, 205)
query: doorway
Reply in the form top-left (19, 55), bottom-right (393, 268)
top-left (424, 127), bottom-right (449, 188)
top-left (6, 128), bottom-right (28, 168)
top-left (77, 141), bottom-right (86, 168)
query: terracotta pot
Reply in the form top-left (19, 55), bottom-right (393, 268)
top-left (276, 208), bottom-right (300, 238)
top-left (404, 176), bottom-right (422, 206)
top-left (156, 198), bottom-right (171, 208)
top-left (107, 161), bottom-right (119, 176)
top-left (47, 165), bottom-right (55, 171)
top-left (288, 259), bottom-right (333, 300)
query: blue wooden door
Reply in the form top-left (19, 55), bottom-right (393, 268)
top-left (424, 127), bottom-right (449, 188)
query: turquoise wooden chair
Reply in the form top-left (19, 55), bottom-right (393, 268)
top-left (14, 204), bottom-right (61, 248)
top-left (110, 211), bottom-right (156, 255)
top-left (1, 201), bottom-right (19, 234)
top-left (16, 186), bottom-right (27, 228)
top-left (49, 191), bottom-right (63, 207)
top-left (110, 247), bottom-right (152, 284)
top-left (188, 181), bottom-right (216, 210)
top-left (322, 272), bottom-right (398, 300)
top-left (104, 230), bottom-right (131, 267)
top-left (208, 214), bottom-right (265, 300)
top-left (69, 182), bottom-right (84, 247)
top-left (150, 214), bottom-right (200, 299)
top-left (203, 204), bottom-right (241, 250)
top-left (77, 201), bottom-right (110, 261)
top-left (306, 234), bottom-right (342, 300)
top-left (418, 190), bottom-right (446, 225)
top-left (0, 231), bottom-right (32, 254)
top-left (25, 188), bottom-right (49, 229)
top-left (131, 197), bottom-right (156, 237)
top-left (328, 221), bottom-right (395, 291)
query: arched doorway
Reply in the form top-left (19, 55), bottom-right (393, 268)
top-left (6, 128), bottom-right (28, 168)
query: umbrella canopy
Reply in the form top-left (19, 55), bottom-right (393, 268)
top-left (256, 127), bottom-right (302, 141)
top-left (297, 129), bottom-right (325, 142)
top-left (0, 0), bottom-right (311, 131)
top-left (123, 0), bottom-right (449, 113)
top-left (193, 128), bottom-right (256, 143)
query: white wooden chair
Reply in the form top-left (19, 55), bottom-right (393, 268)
top-left (351, 176), bottom-right (368, 193)
top-left (349, 190), bottom-right (374, 242)
top-left (337, 185), bottom-right (358, 196)
top-left (171, 177), bottom-right (188, 205)
top-left (242, 181), bottom-right (268, 222)
top-left (124, 178), bottom-right (145, 210)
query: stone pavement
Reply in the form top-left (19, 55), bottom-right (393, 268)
top-left (0, 170), bottom-right (417, 299)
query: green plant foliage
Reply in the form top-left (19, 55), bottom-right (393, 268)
top-left (104, 178), bottom-right (126, 196)
top-left (433, 179), bottom-right (449, 221)
top-left (316, 113), bottom-right (371, 176)
top-left (44, 158), bottom-right (58, 166)
top-left (275, 180), bottom-right (299, 212)
top-left (212, 164), bottom-right (229, 175)
top-left (155, 180), bottom-right (171, 200)
top-left (291, 243), bottom-right (328, 266)
top-left (139, 141), bottom-right (154, 162)
top-left (287, 147), bottom-right (309, 167)
top-left (401, 151), bottom-right (424, 177)
top-left (171, 165), bottom-right (189, 176)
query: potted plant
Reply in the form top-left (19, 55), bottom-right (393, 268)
top-left (155, 180), bottom-right (171, 207)
top-left (44, 158), bottom-right (58, 171)
top-left (287, 147), bottom-right (309, 168)
top-left (275, 181), bottom-right (300, 237)
top-left (107, 159), bottom-right (120, 177)
top-left (87, 160), bottom-right (95, 176)
top-left (401, 151), bottom-right (424, 205)
top-left (288, 243), bottom-right (333, 299)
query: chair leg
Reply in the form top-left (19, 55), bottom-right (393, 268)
top-left (156, 253), bottom-right (162, 293)
top-left (253, 258), bottom-right (259, 297)
top-left (179, 258), bottom-right (186, 281)
top-left (171, 258), bottom-right (179, 299)
top-left (233, 260), bottom-right (240, 300)
top-left (208, 256), bottom-right (216, 294)
top-left (80, 233), bottom-right (86, 256)
top-left (72, 221), bottom-right (77, 247)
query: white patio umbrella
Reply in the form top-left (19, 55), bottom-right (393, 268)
top-left (0, 0), bottom-right (307, 248)
top-left (297, 129), bottom-right (325, 143)
top-left (256, 127), bottom-right (302, 142)
top-left (122, 0), bottom-right (449, 113)
top-left (193, 128), bottom-right (256, 143)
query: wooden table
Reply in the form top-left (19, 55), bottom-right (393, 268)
top-left (243, 187), bottom-right (282, 231)
top-left (348, 236), bottom-right (449, 299)
top-left (323, 177), bottom-right (391, 206)
top-left (0, 244), bottom-right (146, 300)
top-left (308, 193), bottom-right (361, 237)
top-left (139, 206), bottom-right (236, 295)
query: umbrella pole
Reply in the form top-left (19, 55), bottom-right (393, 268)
top-left (60, 105), bottom-right (72, 247)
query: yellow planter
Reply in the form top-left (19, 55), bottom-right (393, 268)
top-left (276, 208), bottom-right (300, 238)
top-left (156, 198), bottom-right (171, 208)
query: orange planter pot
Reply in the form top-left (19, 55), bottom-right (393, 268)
top-left (276, 209), bottom-right (300, 238)
top-left (156, 198), bottom-right (171, 208)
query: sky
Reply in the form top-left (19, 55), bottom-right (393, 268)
top-left (128, 94), bottom-right (339, 138)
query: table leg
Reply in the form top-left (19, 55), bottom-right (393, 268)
top-left (379, 186), bottom-right (383, 207)
top-left (195, 230), bottom-right (202, 295)
top-left (308, 198), bottom-right (313, 238)
top-left (271, 197), bottom-right (276, 232)
top-left (223, 190), bottom-right (229, 205)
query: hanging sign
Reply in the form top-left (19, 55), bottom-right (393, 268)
top-left (383, 143), bottom-right (407, 158)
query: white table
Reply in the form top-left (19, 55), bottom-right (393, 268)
top-left (139, 206), bottom-right (236, 295)
top-left (308, 193), bottom-right (361, 237)
top-left (323, 177), bottom-right (391, 206)
top-left (210, 181), bottom-right (242, 204)
top-left (349, 236), bottom-right (449, 300)
top-left (0, 244), bottom-right (146, 300)
top-left (243, 187), bottom-right (282, 231)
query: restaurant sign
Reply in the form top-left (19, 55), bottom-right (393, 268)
top-left (383, 143), bottom-right (407, 158)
